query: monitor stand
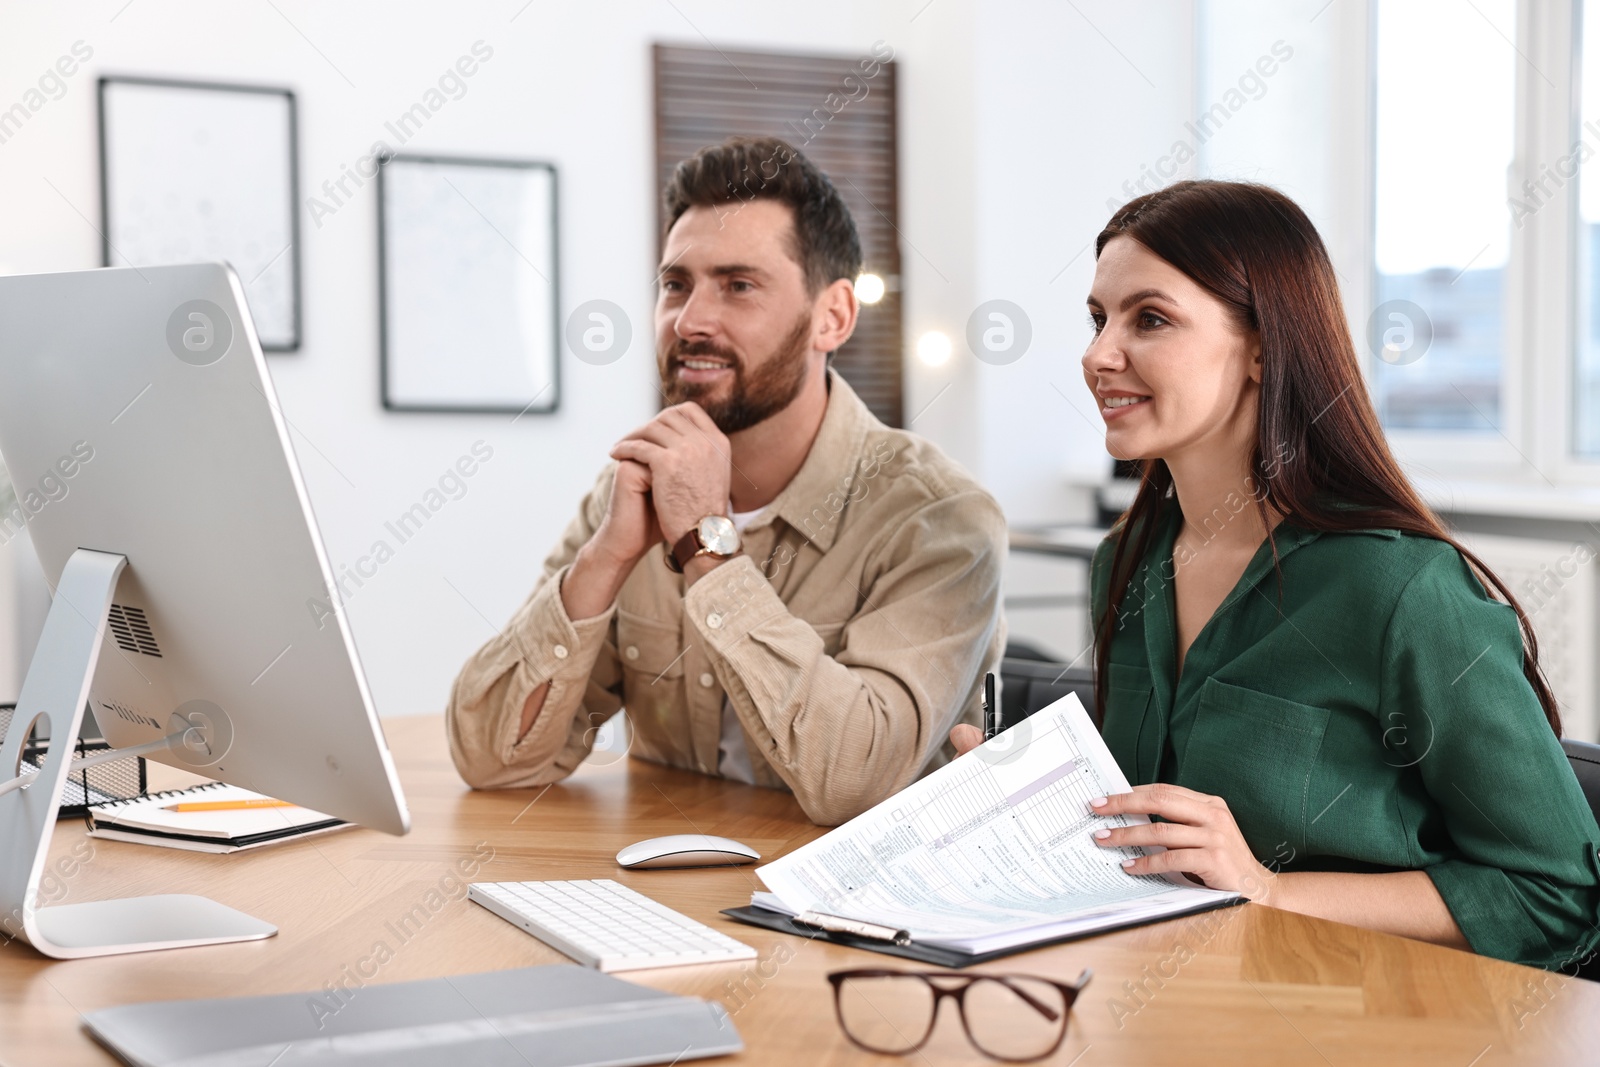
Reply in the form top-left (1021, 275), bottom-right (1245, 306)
top-left (0, 549), bottom-right (276, 958)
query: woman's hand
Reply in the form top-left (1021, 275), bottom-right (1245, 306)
top-left (1090, 783), bottom-right (1276, 903)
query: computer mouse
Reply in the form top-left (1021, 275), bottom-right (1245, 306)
top-left (615, 834), bottom-right (761, 870)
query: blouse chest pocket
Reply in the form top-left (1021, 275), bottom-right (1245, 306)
top-left (1179, 678), bottom-right (1331, 859)
top-left (1101, 662), bottom-right (1156, 784)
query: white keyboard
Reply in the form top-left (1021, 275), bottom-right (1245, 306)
top-left (469, 878), bottom-right (758, 973)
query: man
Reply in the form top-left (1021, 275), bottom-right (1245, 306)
top-left (446, 136), bottom-right (1005, 826)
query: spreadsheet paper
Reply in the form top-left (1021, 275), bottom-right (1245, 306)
top-left (753, 694), bottom-right (1238, 951)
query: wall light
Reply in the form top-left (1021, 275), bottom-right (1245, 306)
top-left (855, 272), bottom-right (886, 305)
top-left (917, 330), bottom-right (952, 367)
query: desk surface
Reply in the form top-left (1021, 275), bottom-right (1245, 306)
top-left (1008, 525), bottom-right (1105, 561)
top-left (4, 715), bottom-right (1598, 1065)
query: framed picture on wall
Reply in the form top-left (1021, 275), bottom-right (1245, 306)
top-left (377, 154), bottom-right (559, 415)
top-left (98, 76), bottom-right (301, 351)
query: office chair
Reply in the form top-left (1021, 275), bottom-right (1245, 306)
top-left (1565, 739), bottom-right (1600, 828)
top-left (1561, 739), bottom-right (1600, 981)
top-left (995, 655), bottom-right (1094, 732)
top-left (999, 638), bottom-right (1062, 664)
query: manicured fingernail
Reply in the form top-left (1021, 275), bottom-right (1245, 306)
top-left (1089, 797), bottom-right (1107, 808)
top-left (1093, 829), bottom-right (1111, 840)
top-left (1121, 858), bottom-right (1136, 868)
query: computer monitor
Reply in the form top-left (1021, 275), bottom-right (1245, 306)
top-left (0, 263), bottom-right (409, 958)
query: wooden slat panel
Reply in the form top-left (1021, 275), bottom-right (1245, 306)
top-left (654, 43), bottom-right (904, 426)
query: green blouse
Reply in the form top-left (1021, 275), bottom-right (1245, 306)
top-left (1090, 503), bottom-right (1600, 970)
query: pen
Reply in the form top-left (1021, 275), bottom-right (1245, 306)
top-left (794, 910), bottom-right (912, 946)
top-left (982, 671), bottom-right (998, 740)
top-left (162, 798), bottom-right (298, 812)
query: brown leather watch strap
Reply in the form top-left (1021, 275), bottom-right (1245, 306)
top-left (665, 526), bottom-right (702, 573)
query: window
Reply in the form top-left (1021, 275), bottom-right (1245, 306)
top-left (1577, 3), bottom-right (1600, 456)
top-left (1370, 0), bottom-right (1517, 433)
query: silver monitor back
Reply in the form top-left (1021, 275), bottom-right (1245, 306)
top-left (0, 262), bottom-right (408, 837)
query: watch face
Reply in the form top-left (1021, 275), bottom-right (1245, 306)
top-left (698, 514), bottom-right (740, 555)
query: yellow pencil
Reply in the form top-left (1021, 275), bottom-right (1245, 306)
top-left (163, 798), bottom-right (298, 812)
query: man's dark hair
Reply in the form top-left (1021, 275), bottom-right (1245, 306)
top-left (662, 136), bottom-right (863, 294)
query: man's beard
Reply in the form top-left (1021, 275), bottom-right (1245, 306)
top-left (659, 313), bottom-right (812, 434)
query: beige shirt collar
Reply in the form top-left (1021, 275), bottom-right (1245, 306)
top-left (741, 368), bottom-right (872, 553)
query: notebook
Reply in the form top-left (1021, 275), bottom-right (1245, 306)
top-left (87, 782), bottom-right (351, 853)
top-left (727, 693), bottom-right (1241, 965)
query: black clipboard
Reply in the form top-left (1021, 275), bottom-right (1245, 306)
top-left (722, 895), bottom-right (1245, 969)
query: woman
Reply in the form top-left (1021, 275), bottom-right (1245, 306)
top-left (955, 180), bottom-right (1600, 969)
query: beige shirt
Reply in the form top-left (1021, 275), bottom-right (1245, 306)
top-left (444, 372), bottom-right (1007, 826)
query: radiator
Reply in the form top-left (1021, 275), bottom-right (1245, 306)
top-left (1454, 532), bottom-right (1597, 743)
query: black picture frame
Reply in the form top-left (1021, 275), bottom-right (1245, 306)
top-left (377, 153), bottom-right (561, 416)
top-left (97, 75), bottom-right (302, 352)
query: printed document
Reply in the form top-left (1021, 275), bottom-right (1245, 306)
top-left (753, 693), bottom-right (1238, 953)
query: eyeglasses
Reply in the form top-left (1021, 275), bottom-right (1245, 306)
top-left (826, 967), bottom-right (1093, 1062)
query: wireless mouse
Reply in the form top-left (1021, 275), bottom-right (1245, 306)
top-left (615, 834), bottom-right (761, 870)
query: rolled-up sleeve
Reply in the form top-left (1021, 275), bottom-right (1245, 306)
top-left (445, 466), bottom-right (625, 789)
top-left (1383, 546), bottom-right (1600, 969)
top-left (685, 487), bottom-right (1007, 825)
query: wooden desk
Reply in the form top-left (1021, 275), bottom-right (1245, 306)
top-left (3, 715), bottom-right (1597, 1065)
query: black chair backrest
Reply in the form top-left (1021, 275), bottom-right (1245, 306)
top-left (1560, 739), bottom-right (1600, 981)
top-left (1564, 739), bottom-right (1600, 828)
top-left (997, 657), bottom-right (1095, 732)
top-left (998, 639), bottom-right (1061, 664)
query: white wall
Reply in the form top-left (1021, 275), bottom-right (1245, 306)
top-left (0, 0), bottom-right (1195, 712)
top-left (971, 1), bottom-right (1197, 524)
top-left (896, 0), bottom-right (981, 472)
top-left (1194, 0), bottom-right (1374, 346)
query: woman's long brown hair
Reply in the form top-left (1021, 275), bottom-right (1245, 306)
top-left (1091, 180), bottom-right (1562, 735)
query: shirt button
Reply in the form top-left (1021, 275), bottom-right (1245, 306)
top-left (553, 644), bottom-right (568, 659)
top-left (624, 645), bottom-right (639, 661)
top-left (699, 672), bottom-right (715, 688)
top-left (706, 613), bottom-right (723, 630)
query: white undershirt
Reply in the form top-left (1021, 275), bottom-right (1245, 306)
top-left (716, 504), bottom-right (766, 784)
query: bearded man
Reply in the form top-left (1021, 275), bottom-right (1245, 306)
top-left (445, 136), bottom-right (1006, 826)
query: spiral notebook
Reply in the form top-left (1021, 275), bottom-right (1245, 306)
top-left (86, 782), bottom-right (350, 853)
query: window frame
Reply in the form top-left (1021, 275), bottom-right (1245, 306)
top-left (1365, 0), bottom-right (1600, 484)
